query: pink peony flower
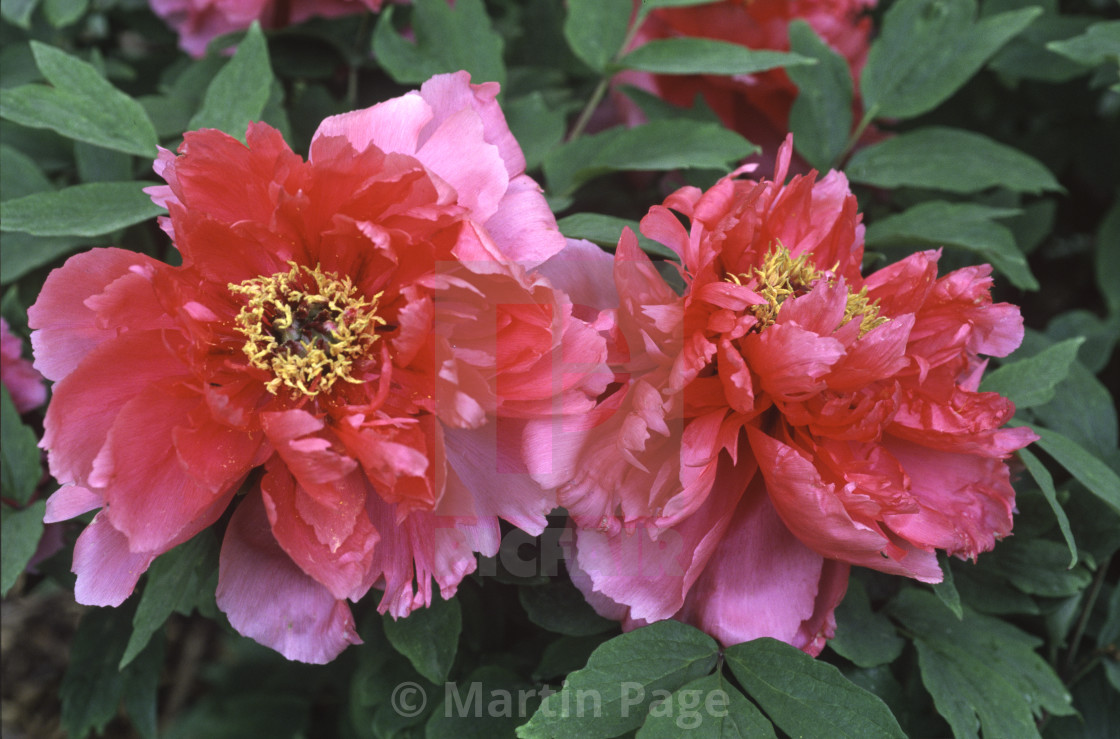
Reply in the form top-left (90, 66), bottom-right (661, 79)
top-left (32, 72), bottom-right (607, 663)
top-left (150, 0), bottom-right (394, 58)
top-left (561, 136), bottom-right (1037, 655)
top-left (1, 317), bottom-right (46, 414)
top-left (616, 0), bottom-right (876, 163)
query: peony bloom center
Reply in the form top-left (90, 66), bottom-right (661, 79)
top-left (229, 262), bottom-right (385, 397)
top-left (732, 245), bottom-right (887, 336)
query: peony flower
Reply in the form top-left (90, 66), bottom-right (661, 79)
top-left (1, 317), bottom-right (46, 414)
top-left (563, 136), bottom-right (1037, 655)
top-left (150, 0), bottom-right (394, 58)
top-left (615, 0), bottom-right (876, 163)
top-left (32, 72), bottom-right (607, 663)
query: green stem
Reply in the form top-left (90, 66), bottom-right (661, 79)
top-left (832, 104), bottom-right (879, 170)
top-left (566, 6), bottom-right (647, 143)
top-left (1064, 554), bottom-right (1110, 677)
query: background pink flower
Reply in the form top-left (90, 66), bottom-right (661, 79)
top-left (564, 137), bottom-right (1037, 655)
top-left (615, 0), bottom-right (876, 163)
top-left (32, 72), bottom-right (604, 663)
top-left (1, 317), bottom-right (46, 414)
top-left (150, 0), bottom-right (393, 57)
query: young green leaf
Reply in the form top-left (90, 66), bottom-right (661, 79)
top-left (0, 500), bottom-right (45, 596)
top-left (861, 0), bottom-right (1041, 119)
top-left (0, 42), bottom-right (157, 157)
top-left (618, 39), bottom-right (813, 76)
top-left (725, 638), bottom-right (906, 739)
top-left (1, 386), bottom-right (41, 507)
top-left (188, 22), bottom-right (274, 139)
top-left (978, 537), bottom-right (1091, 598)
top-left (382, 592), bottom-right (462, 685)
top-left (979, 337), bottom-right (1085, 407)
top-left (932, 553), bottom-right (963, 620)
top-left (865, 201), bottom-right (1037, 290)
top-left (888, 588), bottom-right (1075, 738)
top-left (786, 20), bottom-right (853, 171)
top-left (635, 673), bottom-right (777, 738)
top-left (517, 620), bottom-right (719, 739)
top-left (1033, 426), bottom-right (1120, 516)
top-left (373, 0), bottom-right (506, 88)
top-left (0, 181), bottom-right (164, 238)
top-left (847, 128), bottom-right (1061, 195)
top-left (0, 144), bottom-right (52, 200)
top-left (563, 0), bottom-right (632, 73)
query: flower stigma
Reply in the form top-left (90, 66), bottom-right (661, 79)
top-left (728, 245), bottom-right (888, 336)
top-left (229, 262), bottom-right (384, 397)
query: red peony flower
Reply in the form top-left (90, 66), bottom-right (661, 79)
top-left (615, 0), bottom-right (876, 163)
top-left (150, 0), bottom-right (394, 58)
top-left (562, 137), bottom-right (1037, 655)
top-left (1, 317), bottom-right (46, 414)
top-left (33, 72), bottom-right (607, 663)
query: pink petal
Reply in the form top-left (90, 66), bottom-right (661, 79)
top-left (416, 105), bottom-right (508, 223)
top-left (312, 92), bottom-right (431, 158)
top-left (43, 485), bottom-right (102, 523)
top-left (217, 492), bottom-right (361, 664)
top-left (482, 175), bottom-right (566, 266)
top-left (677, 476), bottom-right (849, 653)
top-left (72, 512), bottom-right (156, 606)
top-left (418, 72), bottom-right (524, 177)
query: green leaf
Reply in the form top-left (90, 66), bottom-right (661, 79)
top-left (637, 0), bottom-right (722, 11)
top-left (931, 552), bottom-right (964, 620)
top-left (861, 0), bottom-right (1042, 119)
top-left (563, 0), bottom-right (631, 73)
top-left (1, 386), bottom-right (41, 507)
top-left (1046, 20), bottom-right (1120, 67)
top-left (74, 141), bottom-right (133, 183)
top-left (980, 337), bottom-right (1085, 406)
top-left (725, 638), bottom-right (905, 739)
top-left (533, 635), bottom-right (610, 681)
top-left (517, 620), bottom-right (719, 739)
top-left (0, 181), bottom-right (164, 237)
top-left (556, 213), bottom-right (677, 259)
top-left (618, 39), bottom-right (813, 75)
top-left (0, 232), bottom-right (89, 285)
top-left (0, 144), bottom-right (52, 201)
top-left (978, 537), bottom-right (1091, 598)
top-left (121, 632), bottom-right (163, 739)
top-left (636, 673), bottom-right (777, 738)
top-left (786, 21), bottom-right (853, 172)
top-left (121, 532), bottom-right (218, 668)
top-left (544, 120), bottom-right (755, 197)
top-left (1033, 426), bottom-right (1120, 516)
top-left (1018, 448), bottom-right (1077, 567)
top-left (865, 201), bottom-right (1038, 290)
top-left (0, 43), bottom-right (157, 157)
top-left (188, 23), bottom-right (273, 139)
top-left (889, 588), bottom-right (1075, 738)
top-left (847, 128), bottom-right (1061, 195)
top-left (373, 0), bottom-right (506, 88)
top-left (520, 578), bottom-right (616, 636)
top-left (382, 593), bottom-right (462, 685)
top-left (504, 92), bottom-right (567, 171)
top-left (1097, 197), bottom-right (1120, 316)
top-left (1, 0), bottom-right (39, 28)
top-left (828, 578), bottom-right (905, 668)
top-left (1046, 310), bottom-right (1119, 375)
top-left (0, 500), bottom-right (45, 596)
top-left (44, 0), bottom-right (87, 27)
top-left (61, 605), bottom-right (134, 739)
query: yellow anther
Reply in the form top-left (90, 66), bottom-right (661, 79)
top-left (229, 262), bottom-right (385, 398)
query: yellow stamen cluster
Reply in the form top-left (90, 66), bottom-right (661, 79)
top-left (229, 262), bottom-right (384, 397)
top-left (728, 245), bottom-right (887, 336)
